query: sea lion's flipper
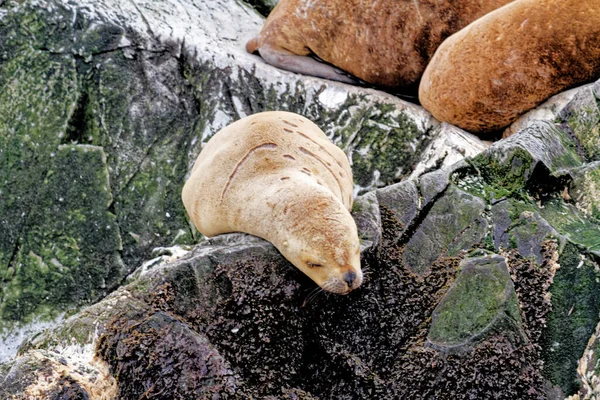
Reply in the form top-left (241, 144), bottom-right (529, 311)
top-left (258, 44), bottom-right (358, 84)
top-left (246, 37), bottom-right (259, 54)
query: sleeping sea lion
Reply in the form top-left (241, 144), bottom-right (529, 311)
top-left (419, 0), bottom-right (600, 133)
top-left (246, 0), bottom-right (513, 90)
top-left (182, 111), bottom-right (362, 294)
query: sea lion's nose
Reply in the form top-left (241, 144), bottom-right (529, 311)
top-left (343, 271), bottom-right (356, 288)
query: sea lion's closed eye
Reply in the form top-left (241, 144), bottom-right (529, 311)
top-left (181, 111), bottom-right (362, 294)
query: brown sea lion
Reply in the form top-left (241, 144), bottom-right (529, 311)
top-left (419, 0), bottom-right (600, 134)
top-left (181, 111), bottom-right (362, 294)
top-left (246, 0), bottom-right (514, 90)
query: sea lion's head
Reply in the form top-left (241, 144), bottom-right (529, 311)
top-left (276, 188), bottom-right (363, 294)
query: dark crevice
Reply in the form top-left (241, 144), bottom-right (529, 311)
top-left (35, 45), bottom-right (124, 58)
top-left (444, 214), bottom-right (487, 256)
top-left (72, 48), bottom-right (124, 58)
top-left (416, 151), bottom-right (449, 179)
top-left (524, 161), bottom-right (573, 205)
top-left (396, 183), bottom-right (451, 247)
top-left (6, 235), bottom-right (22, 274)
top-left (63, 87), bottom-right (89, 144)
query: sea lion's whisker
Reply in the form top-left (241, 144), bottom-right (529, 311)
top-left (303, 286), bottom-right (325, 307)
top-left (182, 111), bottom-right (362, 296)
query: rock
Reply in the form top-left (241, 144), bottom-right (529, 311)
top-left (375, 179), bottom-right (420, 243)
top-left (246, 0), bottom-right (280, 16)
top-left (503, 84), bottom-right (593, 138)
top-left (0, 348), bottom-right (117, 399)
top-left (0, 0), bottom-right (599, 398)
top-left (558, 81), bottom-right (600, 160)
top-left (351, 191), bottom-right (382, 252)
top-left (571, 319), bottom-right (600, 399)
top-left (402, 187), bottom-right (487, 275)
top-left (570, 161), bottom-right (600, 218)
top-left (0, 0), bottom-right (457, 342)
top-left (428, 254), bottom-right (524, 348)
top-left (539, 244), bottom-right (600, 396)
top-left (409, 123), bottom-right (491, 180)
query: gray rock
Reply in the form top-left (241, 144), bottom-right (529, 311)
top-left (376, 179), bottom-right (420, 243)
top-left (428, 254), bottom-right (524, 348)
top-left (351, 191), bottom-right (382, 252)
top-left (0, 0), bottom-right (600, 398)
top-left (402, 187), bottom-right (486, 275)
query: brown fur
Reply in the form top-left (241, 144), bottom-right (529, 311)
top-left (247, 0), bottom-right (513, 89)
top-left (419, 0), bottom-right (600, 134)
top-left (182, 112), bottom-right (362, 294)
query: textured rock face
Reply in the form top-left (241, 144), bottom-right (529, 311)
top-left (3, 77), bottom-right (599, 398)
top-left (0, 0), bottom-right (599, 399)
top-left (0, 0), bottom-right (457, 348)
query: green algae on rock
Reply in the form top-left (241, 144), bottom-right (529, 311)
top-left (1, 0), bottom-right (600, 398)
top-left (428, 254), bottom-right (524, 348)
top-left (0, 0), bottom-right (440, 342)
top-left (0, 145), bottom-right (123, 325)
top-left (540, 243), bottom-right (600, 396)
top-left (402, 187), bottom-right (487, 275)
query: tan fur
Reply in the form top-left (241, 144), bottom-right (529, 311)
top-left (182, 112), bottom-right (362, 294)
top-left (247, 0), bottom-right (513, 89)
top-left (419, 0), bottom-right (600, 134)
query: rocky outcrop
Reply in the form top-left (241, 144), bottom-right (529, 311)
top-left (0, 0), bottom-right (599, 399)
top-left (0, 0), bottom-right (464, 353)
top-left (3, 77), bottom-right (599, 398)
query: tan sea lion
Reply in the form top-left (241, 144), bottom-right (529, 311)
top-left (419, 0), bottom-right (600, 134)
top-left (246, 0), bottom-right (513, 90)
top-left (182, 111), bottom-right (362, 294)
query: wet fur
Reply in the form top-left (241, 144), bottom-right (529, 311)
top-left (182, 112), bottom-right (362, 293)
top-left (247, 0), bottom-right (513, 89)
top-left (419, 0), bottom-right (600, 133)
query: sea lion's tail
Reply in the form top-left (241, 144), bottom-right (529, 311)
top-left (246, 37), bottom-right (259, 54)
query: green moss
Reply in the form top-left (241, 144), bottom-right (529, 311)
top-left (550, 124), bottom-right (586, 170)
top-left (540, 243), bottom-right (600, 395)
top-left (0, 145), bottom-right (123, 326)
top-left (538, 199), bottom-right (600, 253)
top-left (0, 35), bottom-right (85, 326)
top-left (456, 147), bottom-right (535, 203)
top-left (566, 106), bottom-right (600, 161)
top-left (483, 234), bottom-right (496, 252)
top-left (333, 101), bottom-right (423, 189)
top-left (428, 256), bottom-right (518, 346)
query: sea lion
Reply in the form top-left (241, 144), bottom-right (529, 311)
top-left (246, 0), bottom-right (513, 90)
top-left (181, 111), bottom-right (362, 294)
top-left (419, 0), bottom-right (600, 134)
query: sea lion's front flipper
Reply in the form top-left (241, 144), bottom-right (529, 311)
top-left (258, 43), bottom-right (358, 84)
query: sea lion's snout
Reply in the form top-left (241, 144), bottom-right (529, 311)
top-left (182, 111), bottom-right (360, 295)
top-left (324, 265), bottom-right (363, 295)
top-left (343, 271), bottom-right (356, 288)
